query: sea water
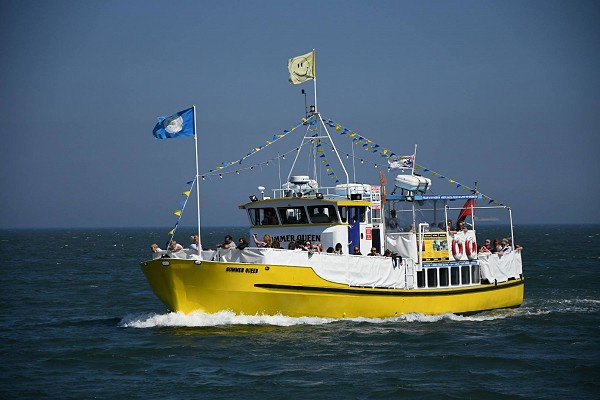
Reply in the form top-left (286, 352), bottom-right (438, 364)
top-left (1, 225), bottom-right (598, 399)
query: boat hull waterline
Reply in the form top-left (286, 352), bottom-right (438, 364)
top-left (141, 259), bottom-right (524, 318)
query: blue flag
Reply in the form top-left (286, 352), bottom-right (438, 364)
top-left (153, 107), bottom-right (195, 139)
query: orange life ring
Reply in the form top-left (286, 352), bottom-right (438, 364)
top-left (465, 239), bottom-right (478, 260)
top-left (452, 239), bottom-right (464, 260)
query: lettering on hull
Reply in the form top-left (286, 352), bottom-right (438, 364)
top-left (226, 266), bottom-right (259, 274)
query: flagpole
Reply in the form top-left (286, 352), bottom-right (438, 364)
top-left (193, 105), bottom-right (202, 253)
top-left (411, 144), bottom-right (417, 175)
top-left (312, 49), bottom-right (317, 113)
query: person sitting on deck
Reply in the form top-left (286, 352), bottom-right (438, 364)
top-left (189, 235), bottom-right (200, 251)
top-left (236, 237), bottom-right (249, 250)
top-left (169, 240), bottom-right (184, 252)
top-left (491, 238), bottom-right (501, 253)
top-left (335, 243), bottom-right (343, 254)
top-left (253, 234), bottom-right (272, 248)
top-left (480, 239), bottom-right (492, 253)
top-left (353, 246), bottom-right (362, 255)
top-left (498, 238), bottom-right (512, 256)
top-left (367, 247), bottom-right (380, 256)
top-left (446, 219), bottom-right (455, 234)
top-left (217, 235), bottom-right (236, 250)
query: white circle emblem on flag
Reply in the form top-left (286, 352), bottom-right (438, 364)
top-left (164, 115), bottom-right (184, 134)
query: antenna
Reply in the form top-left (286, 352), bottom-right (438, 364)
top-left (301, 89), bottom-right (307, 119)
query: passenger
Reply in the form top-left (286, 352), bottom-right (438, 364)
top-left (262, 209), bottom-right (278, 225)
top-left (151, 243), bottom-right (163, 253)
top-left (189, 235), bottom-right (200, 251)
top-left (446, 219), bottom-right (455, 234)
top-left (312, 207), bottom-right (329, 223)
top-left (456, 221), bottom-right (465, 231)
top-left (367, 247), bottom-right (380, 256)
top-left (217, 235), bottom-right (236, 250)
top-left (480, 239), bottom-right (492, 253)
top-left (304, 241), bottom-right (312, 251)
top-left (334, 242), bottom-right (343, 255)
top-left (169, 240), bottom-right (184, 252)
top-left (253, 233), bottom-right (272, 248)
top-left (498, 238), bottom-right (512, 255)
top-left (272, 239), bottom-right (282, 249)
top-left (491, 238), bottom-right (501, 253)
top-left (353, 246), bottom-right (362, 255)
top-left (481, 239), bottom-right (492, 253)
top-left (405, 224), bottom-right (414, 233)
top-left (386, 209), bottom-right (400, 231)
top-left (383, 249), bottom-right (392, 257)
top-left (236, 237), bottom-right (249, 250)
top-left (287, 241), bottom-right (296, 250)
top-left (326, 246), bottom-right (334, 253)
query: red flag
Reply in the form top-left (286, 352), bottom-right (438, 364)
top-left (457, 199), bottom-right (476, 223)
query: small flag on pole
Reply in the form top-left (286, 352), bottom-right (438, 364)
top-left (153, 107), bottom-right (195, 139)
top-left (288, 51), bottom-right (315, 85)
top-left (387, 155), bottom-right (414, 170)
top-left (457, 199), bottom-right (476, 223)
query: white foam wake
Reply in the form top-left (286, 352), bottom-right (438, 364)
top-left (119, 309), bottom-right (520, 328)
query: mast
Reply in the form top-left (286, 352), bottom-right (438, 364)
top-left (193, 105), bottom-right (202, 253)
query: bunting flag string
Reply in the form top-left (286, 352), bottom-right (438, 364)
top-left (206, 116), bottom-right (315, 175)
top-left (323, 116), bottom-right (506, 207)
top-left (196, 114), bottom-right (505, 207)
top-left (167, 178), bottom-right (196, 238)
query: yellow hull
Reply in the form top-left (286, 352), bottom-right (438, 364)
top-left (140, 258), bottom-right (524, 318)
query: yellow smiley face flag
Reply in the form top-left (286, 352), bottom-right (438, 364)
top-left (288, 50), bottom-right (315, 84)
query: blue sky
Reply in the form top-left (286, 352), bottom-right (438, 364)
top-left (1, 0), bottom-right (599, 228)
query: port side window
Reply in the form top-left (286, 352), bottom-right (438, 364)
top-left (277, 206), bottom-right (308, 225)
top-left (307, 205), bottom-right (338, 223)
top-left (247, 208), bottom-right (279, 226)
top-left (248, 209), bottom-right (261, 226)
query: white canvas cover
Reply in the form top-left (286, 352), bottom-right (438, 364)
top-left (214, 247), bottom-right (407, 288)
top-left (385, 233), bottom-right (418, 260)
top-left (478, 251), bottom-right (523, 283)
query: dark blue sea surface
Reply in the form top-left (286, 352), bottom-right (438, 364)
top-left (1, 225), bottom-right (599, 399)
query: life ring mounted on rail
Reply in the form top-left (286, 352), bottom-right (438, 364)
top-left (452, 239), bottom-right (464, 260)
top-left (465, 239), bottom-right (478, 260)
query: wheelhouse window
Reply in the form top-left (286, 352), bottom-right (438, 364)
top-left (247, 207), bottom-right (280, 226)
top-left (338, 206), bottom-right (367, 223)
top-left (307, 205), bottom-right (338, 223)
top-left (278, 206), bottom-right (308, 225)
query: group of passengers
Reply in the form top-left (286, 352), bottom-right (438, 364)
top-left (479, 237), bottom-right (522, 255)
top-left (152, 234), bottom-right (396, 259)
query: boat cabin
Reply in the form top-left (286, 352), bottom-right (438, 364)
top-left (240, 181), bottom-right (376, 254)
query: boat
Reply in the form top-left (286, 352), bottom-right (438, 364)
top-left (140, 52), bottom-right (524, 318)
